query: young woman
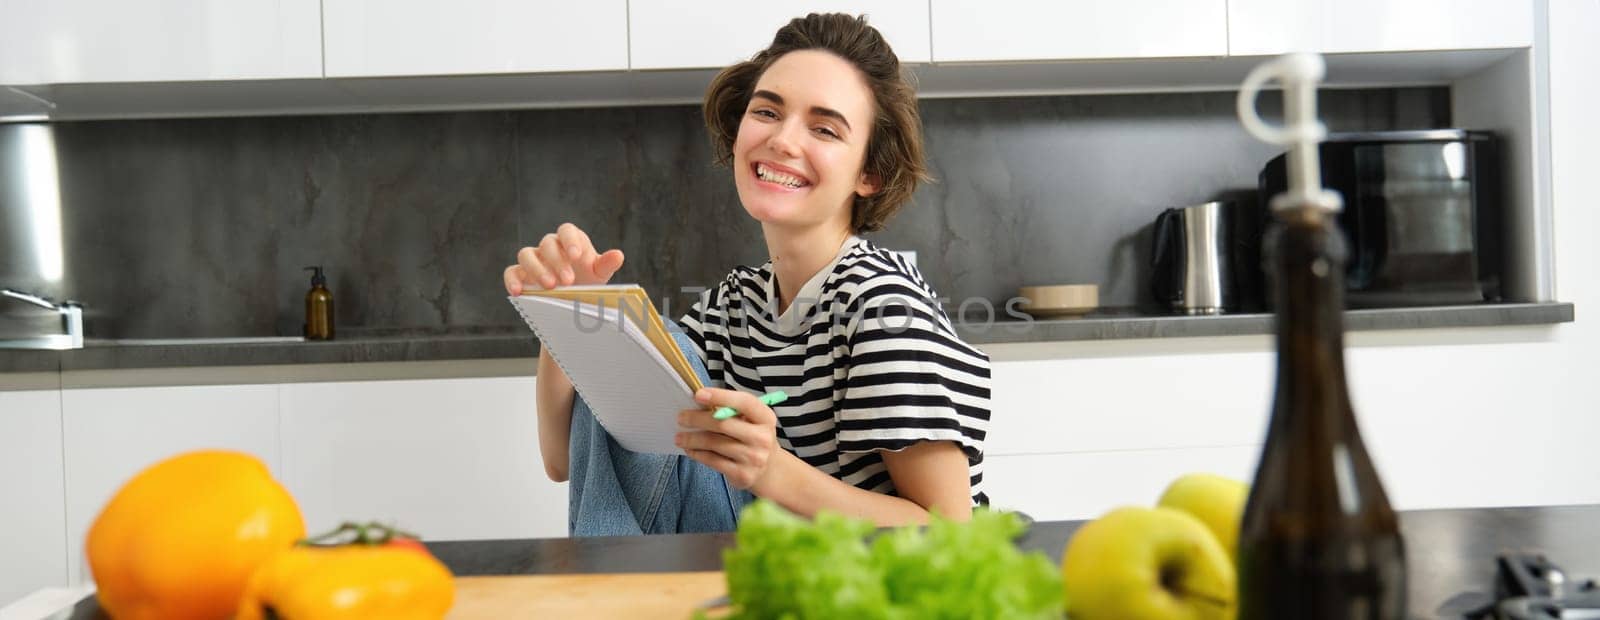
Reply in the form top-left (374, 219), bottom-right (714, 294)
top-left (503, 13), bottom-right (990, 528)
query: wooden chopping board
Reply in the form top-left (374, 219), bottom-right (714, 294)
top-left (447, 572), bottom-right (728, 619)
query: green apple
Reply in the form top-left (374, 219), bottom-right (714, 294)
top-left (1157, 473), bottom-right (1249, 561)
top-left (1061, 506), bottom-right (1236, 620)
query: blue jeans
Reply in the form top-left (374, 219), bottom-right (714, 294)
top-left (565, 320), bottom-right (754, 536)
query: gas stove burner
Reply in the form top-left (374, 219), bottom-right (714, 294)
top-left (1492, 554), bottom-right (1600, 620)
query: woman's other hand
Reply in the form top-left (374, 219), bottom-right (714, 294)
top-left (676, 388), bottom-right (781, 490)
top-left (503, 223), bottom-right (626, 295)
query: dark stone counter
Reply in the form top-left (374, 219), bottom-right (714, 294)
top-left (0, 302), bottom-right (1574, 374)
top-left (961, 301), bottom-right (1573, 344)
top-left (0, 349), bottom-right (58, 373)
top-left (60, 504), bottom-right (1600, 619)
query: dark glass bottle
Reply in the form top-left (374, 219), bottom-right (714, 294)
top-left (304, 265), bottom-right (334, 340)
top-left (1237, 205), bottom-right (1407, 619)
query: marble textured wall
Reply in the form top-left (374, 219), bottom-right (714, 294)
top-left (4, 88), bottom-right (1446, 337)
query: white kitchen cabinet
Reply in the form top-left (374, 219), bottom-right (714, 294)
top-left (279, 376), bottom-right (566, 542)
top-left (628, 1), bottom-right (931, 70)
top-left (322, 0), bottom-right (627, 78)
top-left (59, 384), bottom-right (280, 584)
top-left (983, 445), bottom-right (1261, 521)
top-left (929, 0), bottom-right (1227, 63)
top-left (1228, 0), bottom-right (1534, 56)
top-left (0, 0), bottom-right (321, 85)
top-left (0, 390), bottom-right (67, 608)
top-left (985, 353), bottom-right (1273, 457)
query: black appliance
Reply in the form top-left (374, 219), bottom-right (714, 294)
top-left (1260, 129), bottom-right (1503, 308)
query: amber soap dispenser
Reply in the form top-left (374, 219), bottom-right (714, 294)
top-left (303, 265), bottom-right (334, 340)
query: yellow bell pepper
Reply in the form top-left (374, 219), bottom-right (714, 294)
top-left (87, 450), bottom-right (305, 620)
top-left (236, 522), bottom-right (455, 620)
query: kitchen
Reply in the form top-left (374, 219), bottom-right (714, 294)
top-left (1, 1), bottom-right (1596, 618)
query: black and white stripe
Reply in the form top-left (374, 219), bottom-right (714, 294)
top-left (680, 239), bottom-right (991, 505)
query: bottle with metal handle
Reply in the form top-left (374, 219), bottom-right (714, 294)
top-left (1235, 54), bottom-right (1407, 619)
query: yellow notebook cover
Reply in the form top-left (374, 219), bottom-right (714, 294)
top-left (508, 285), bottom-right (703, 454)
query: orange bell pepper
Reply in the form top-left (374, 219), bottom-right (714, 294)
top-left (236, 522), bottom-right (455, 620)
top-left (86, 450), bottom-right (306, 620)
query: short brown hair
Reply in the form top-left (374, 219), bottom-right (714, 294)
top-left (702, 13), bottom-right (932, 233)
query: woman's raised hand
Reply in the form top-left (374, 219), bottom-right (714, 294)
top-left (675, 388), bottom-right (782, 491)
top-left (503, 223), bottom-right (626, 295)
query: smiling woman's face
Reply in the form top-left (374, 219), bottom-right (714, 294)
top-left (733, 49), bottom-right (879, 232)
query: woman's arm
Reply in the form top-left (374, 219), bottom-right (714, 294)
top-left (676, 389), bottom-right (972, 527)
top-left (504, 222), bottom-right (627, 482)
top-left (535, 349), bottom-right (576, 482)
top-left (880, 441), bottom-right (974, 519)
top-left (755, 441), bottom-right (972, 526)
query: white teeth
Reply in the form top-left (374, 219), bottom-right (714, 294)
top-left (756, 164), bottom-right (805, 188)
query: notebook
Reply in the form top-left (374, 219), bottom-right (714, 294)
top-left (508, 285), bottom-right (704, 454)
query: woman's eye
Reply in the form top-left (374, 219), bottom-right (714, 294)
top-left (751, 109), bottom-right (778, 120)
top-left (813, 126), bottom-right (840, 139)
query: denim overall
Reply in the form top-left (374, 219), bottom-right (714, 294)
top-left (564, 320), bottom-right (754, 536)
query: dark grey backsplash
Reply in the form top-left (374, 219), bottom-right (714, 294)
top-left (4, 87), bottom-right (1446, 338)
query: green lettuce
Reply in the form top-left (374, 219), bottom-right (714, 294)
top-left (718, 500), bottom-right (1064, 619)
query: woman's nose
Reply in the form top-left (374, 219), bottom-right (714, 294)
top-left (766, 121), bottom-right (803, 157)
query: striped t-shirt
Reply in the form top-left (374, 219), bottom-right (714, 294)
top-left (679, 236), bottom-right (991, 505)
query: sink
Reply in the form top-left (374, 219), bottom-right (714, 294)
top-left (0, 335), bottom-right (81, 350)
top-left (0, 335), bottom-right (308, 350)
top-left (86, 336), bottom-right (308, 346)
top-left (1, 290), bottom-right (84, 350)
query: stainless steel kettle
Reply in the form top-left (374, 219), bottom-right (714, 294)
top-left (1150, 201), bottom-right (1238, 315)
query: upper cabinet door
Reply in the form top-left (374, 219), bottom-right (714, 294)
top-left (930, 0), bottom-right (1227, 62)
top-left (1228, 0), bottom-right (1534, 56)
top-left (629, 2), bottom-right (931, 70)
top-left (323, 0), bottom-right (627, 78)
top-left (0, 0), bottom-right (322, 85)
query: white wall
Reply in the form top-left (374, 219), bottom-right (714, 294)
top-left (1540, 0), bottom-right (1600, 489)
top-left (981, 0), bottom-right (1599, 520)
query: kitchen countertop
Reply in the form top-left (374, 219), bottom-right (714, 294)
top-left (0, 327), bottom-right (539, 375)
top-left (0, 302), bottom-right (1574, 374)
top-left (56, 503), bottom-right (1600, 619)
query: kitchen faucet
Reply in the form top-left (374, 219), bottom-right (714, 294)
top-left (1, 288), bottom-right (84, 349)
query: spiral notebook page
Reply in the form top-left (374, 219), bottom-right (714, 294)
top-left (510, 294), bottom-right (695, 454)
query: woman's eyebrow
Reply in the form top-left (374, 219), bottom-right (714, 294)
top-left (752, 89), bottom-right (853, 133)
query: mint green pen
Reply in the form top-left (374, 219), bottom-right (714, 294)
top-left (713, 391), bottom-right (787, 420)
